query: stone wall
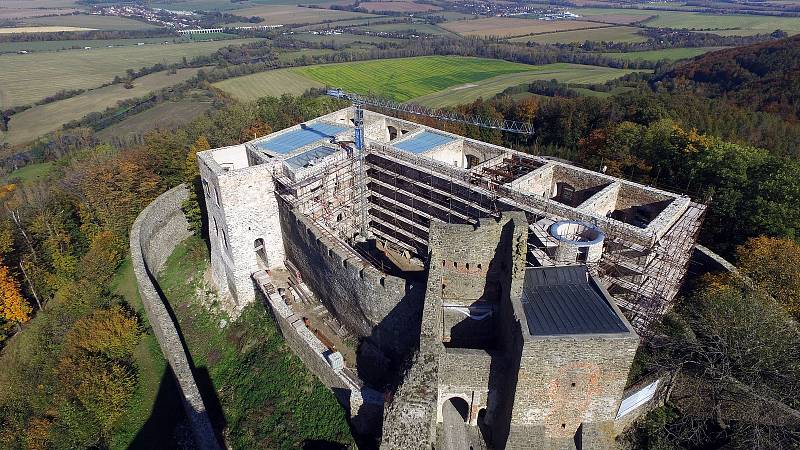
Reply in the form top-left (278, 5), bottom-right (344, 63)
top-left (509, 334), bottom-right (639, 447)
top-left (252, 271), bottom-right (384, 435)
top-left (278, 201), bottom-right (426, 378)
top-left (129, 184), bottom-right (220, 450)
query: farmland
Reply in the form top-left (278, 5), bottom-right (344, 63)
top-left (0, 37), bottom-right (185, 54)
top-left (357, 21), bottom-right (457, 36)
top-left (24, 14), bottom-right (158, 30)
top-left (230, 5), bottom-right (379, 25)
top-left (598, 46), bottom-right (726, 62)
top-left (213, 57), bottom-right (641, 105)
top-left (295, 56), bottom-right (544, 101)
top-left (359, 1), bottom-right (441, 12)
top-left (0, 26), bottom-right (93, 33)
top-left (2, 68), bottom-right (202, 146)
top-left (213, 68), bottom-right (325, 100)
top-left (0, 39), bottom-right (259, 107)
top-left (409, 64), bottom-right (641, 108)
top-left (571, 7), bottom-right (800, 35)
top-left (96, 99), bottom-right (213, 143)
top-left (509, 26), bottom-right (648, 44)
top-left (441, 17), bottom-right (609, 38)
top-left (642, 11), bottom-right (800, 34)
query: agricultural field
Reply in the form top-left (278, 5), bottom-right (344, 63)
top-left (293, 17), bottom-right (395, 31)
top-left (96, 99), bottom-right (213, 143)
top-left (231, 5), bottom-right (379, 25)
top-left (409, 64), bottom-right (641, 108)
top-left (291, 32), bottom-right (403, 45)
top-left (642, 11), bottom-right (800, 34)
top-left (0, 0), bottom-right (80, 7)
top-left (2, 68), bottom-right (202, 146)
top-left (0, 37), bottom-right (186, 54)
top-left (24, 14), bottom-right (159, 30)
top-left (0, 39), bottom-right (259, 107)
top-left (357, 21), bottom-right (457, 36)
top-left (509, 26), bottom-right (648, 44)
top-left (359, 1), bottom-right (441, 12)
top-left (0, 26), bottom-right (93, 33)
top-left (598, 46), bottom-right (726, 62)
top-left (571, 7), bottom-right (800, 35)
top-left (572, 8), bottom-right (655, 25)
top-left (213, 68), bottom-right (325, 99)
top-left (295, 56), bottom-right (551, 101)
top-left (275, 48), bottom-right (338, 63)
top-left (0, 7), bottom-right (78, 19)
top-left (440, 17), bottom-right (608, 38)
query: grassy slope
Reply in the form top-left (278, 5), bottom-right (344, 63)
top-left (598, 46), bottom-right (726, 62)
top-left (2, 68), bottom-right (202, 146)
top-left (294, 56), bottom-right (542, 101)
top-left (0, 161), bottom-right (55, 185)
top-left (0, 39), bottom-right (259, 107)
top-left (157, 236), bottom-right (353, 449)
top-left (411, 63), bottom-right (641, 108)
top-left (96, 99), bottom-right (213, 142)
top-left (213, 67), bottom-right (324, 100)
top-left (509, 25), bottom-right (648, 44)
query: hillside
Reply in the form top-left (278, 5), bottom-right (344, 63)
top-left (653, 34), bottom-right (800, 120)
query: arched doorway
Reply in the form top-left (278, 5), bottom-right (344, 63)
top-left (387, 125), bottom-right (398, 140)
top-left (254, 238), bottom-right (268, 269)
top-left (465, 154), bottom-right (480, 169)
top-left (445, 397), bottom-right (470, 422)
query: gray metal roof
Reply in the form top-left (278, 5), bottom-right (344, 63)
top-left (520, 266), bottom-right (629, 336)
top-left (284, 146), bottom-right (337, 171)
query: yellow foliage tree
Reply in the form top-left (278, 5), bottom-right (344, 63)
top-left (65, 305), bottom-right (142, 361)
top-left (735, 236), bottom-right (800, 317)
top-left (0, 260), bottom-right (32, 326)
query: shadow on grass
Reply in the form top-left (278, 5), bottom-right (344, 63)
top-left (127, 368), bottom-right (184, 450)
top-left (134, 262), bottom-right (228, 448)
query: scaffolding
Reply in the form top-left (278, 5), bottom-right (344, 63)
top-left (274, 139), bottom-right (707, 333)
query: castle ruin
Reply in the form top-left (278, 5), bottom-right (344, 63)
top-left (197, 107), bottom-right (705, 448)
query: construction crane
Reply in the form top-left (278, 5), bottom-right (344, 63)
top-left (325, 88), bottom-right (534, 241)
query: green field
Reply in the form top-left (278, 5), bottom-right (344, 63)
top-left (0, 39), bottom-right (259, 108)
top-left (26, 14), bottom-right (159, 30)
top-left (643, 11), bottom-right (800, 34)
top-left (572, 7), bottom-right (800, 34)
top-left (291, 32), bottom-right (403, 45)
top-left (357, 21), bottom-right (457, 36)
top-left (2, 68), bottom-right (202, 146)
top-left (294, 56), bottom-right (546, 101)
top-left (213, 67), bottom-right (325, 99)
top-left (510, 25), bottom-right (648, 44)
top-left (276, 47), bottom-right (338, 63)
top-left (96, 99), bottom-right (213, 142)
top-left (0, 37), bottom-right (186, 54)
top-left (409, 64), bottom-right (641, 108)
top-left (598, 46), bottom-right (725, 62)
top-left (0, 161), bottom-right (55, 185)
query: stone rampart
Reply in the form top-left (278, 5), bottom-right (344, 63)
top-left (130, 184), bottom-right (220, 450)
top-left (278, 201), bottom-right (425, 365)
top-left (252, 271), bottom-right (384, 435)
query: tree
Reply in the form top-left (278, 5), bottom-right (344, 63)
top-left (0, 260), bottom-right (32, 328)
top-left (735, 236), bottom-right (800, 317)
top-left (183, 136), bottom-right (211, 234)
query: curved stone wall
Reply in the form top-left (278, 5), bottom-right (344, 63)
top-left (130, 184), bottom-right (220, 450)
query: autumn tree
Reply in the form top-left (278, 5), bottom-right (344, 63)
top-left (0, 261), bottom-right (32, 330)
top-left (182, 136), bottom-right (211, 234)
top-left (735, 236), bottom-right (800, 317)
